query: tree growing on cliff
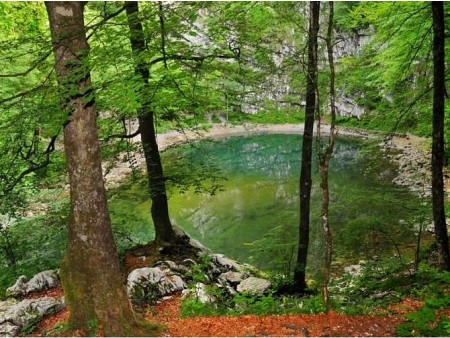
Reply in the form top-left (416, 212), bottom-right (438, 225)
top-left (45, 1), bottom-right (158, 335)
top-left (294, 1), bottom-right (320, 292)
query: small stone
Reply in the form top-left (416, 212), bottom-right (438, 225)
top-left (218, 271), bottom-right (248, 285)
top-left (210, 254), bottom-right (243, 272)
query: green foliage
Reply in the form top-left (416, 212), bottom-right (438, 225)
top-left (334, 2), bottom-right (368, 32)
top-left (87, 319), bottom-right (100, 337)
top-left (184, 255), bottom-right (212, 284)
top-left (245, 110), bottom-right (305, 125)
top-left (180, 296), bottom-right (223, 318)
top-left (397, 264), bottom-right (450, 337)
top-left (334, 1), bottom-right (448, 147)
top-left (246, 221), bottom-right (297, 277)
top-left (329, 260), bottom-right (450, 318)
top-left (108, 176), bottom-right (155, 257)
top-left (181, 290), bottom-right (327, 318)
top-left (163, 143), bottom-right (226, 196)
top-left (396, 294), bottom-right (450, 336)
top-left (0, 203), bottom-right (68, 299)
top-left (19, 311), bottom-right (44, 336)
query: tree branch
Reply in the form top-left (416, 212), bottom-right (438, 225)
top-left (102, 128), bottom-right (141, 143)
top-left (147, 53), bottom-right (236, 67)
top-left (86, 4), bottom-right (127, 40)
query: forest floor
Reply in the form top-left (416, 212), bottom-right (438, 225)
top-left (31, 289), bottom-right (423, 337)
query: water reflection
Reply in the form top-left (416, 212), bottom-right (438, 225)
top-left (163, 134), bottom-right (421, 273)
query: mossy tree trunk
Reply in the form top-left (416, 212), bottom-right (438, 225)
top-left (294, 1), bottom-right (320, 292)
top-left (125, 1), bottom-right (176, 246)
top-left (45, 2), bottom-right (156, 335)
top-left (431, 1), bottom-right (450, 271)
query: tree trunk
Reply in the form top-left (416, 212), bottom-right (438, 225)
top-left (294, 1), bottom-right (320, 291)
top-left (45, 2), bottom-right (157, 335)
top-left (317, 1), bottom-right (336, 309)
top-left (431, 1), bottom-right (450, 271)
top-left (125, 1), bottom-right (176, 246)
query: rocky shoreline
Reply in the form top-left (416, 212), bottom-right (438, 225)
top-left (104, 122), bottom-right (447, 197)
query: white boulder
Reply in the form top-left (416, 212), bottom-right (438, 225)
top-left (236, 277), bottom-right (271, 295)
top-left (6, 270), bottom-right (59, 298)
top-left (127, 267), bottom-right (186, 304)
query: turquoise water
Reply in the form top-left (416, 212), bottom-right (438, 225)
top-left (111, 134), bottom-right (426, 275)
top-left (161, 134), bottom-right (423, 273)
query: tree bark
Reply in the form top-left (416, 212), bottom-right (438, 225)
top-left (125, 1), bottom-right (176, 246)
top-left (431, 1), bottom-right (450, 271)
top-left (317, 2), bottom-right (336, 308)
top-left (294, 1), bottom-right (320, 291)
top-left (45, 2), bottom-right (156, 335)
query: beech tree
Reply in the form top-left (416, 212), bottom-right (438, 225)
top-left (431, 1), bottom-right (450, 271)
top-left (125, 1), bottom-right (177, 246)
top-left (294, 1), bottom-right (320, 291)
top-left (45, 2), bottom-right (155, 335)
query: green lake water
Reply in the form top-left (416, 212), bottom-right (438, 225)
top-left (110, 134), bottom-right (428, 275)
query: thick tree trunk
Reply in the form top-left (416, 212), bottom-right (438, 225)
top-left (431, 1), bottom-right (450, 271)
top-left (294, 1), bottom-right (320, 291)
top-left (45, 2), bottom-right (156, 335)
top-left (125, 1), bottom-right (176, 246)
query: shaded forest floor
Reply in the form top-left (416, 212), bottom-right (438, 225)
top-left (30, 289), bottom-right (426, 337)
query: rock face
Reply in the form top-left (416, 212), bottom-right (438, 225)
top-left (335, 95), bottom-right (365, 119)
top-left (6, 270), bottom-right (59, 298)
top-left (0, 297), bottom-right (64, 336)
top-left (334, 31), bottom-right (372, 60)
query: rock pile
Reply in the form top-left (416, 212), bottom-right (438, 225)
top-left (0, 270), bottom-right (64, 337)
top-left (1, 230), bottom-right (272, 336)
top-left (127, 251), bottom-right (271, 305)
